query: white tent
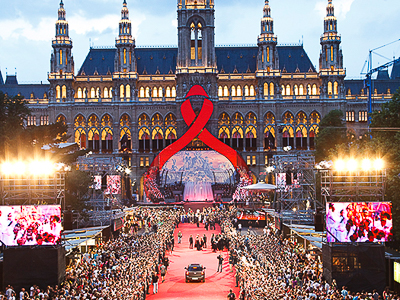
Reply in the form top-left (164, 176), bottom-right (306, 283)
top-left (241, 182), bottom-right (276, 192)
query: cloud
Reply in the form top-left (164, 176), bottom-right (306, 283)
top-left (315, 0), bottom-right (356, 19)
top-left (0, 17), bottom-right (54, 41)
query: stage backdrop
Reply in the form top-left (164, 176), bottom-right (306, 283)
top-left (162, 150), bottom-right (235, 201)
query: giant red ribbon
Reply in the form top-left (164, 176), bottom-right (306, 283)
top-left (151, 85), bottom-right (247, 170)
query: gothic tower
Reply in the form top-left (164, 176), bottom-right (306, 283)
top-left (256, 0), bottom-right (280, 99)
top-left (319, 0), bottom-right (345, 98)
top-left (176, 0), bottom-right (218, 100)
top-left (49, 0), bottom-right (74, 102)
top-left (113, 0), bottom-right (137, 102)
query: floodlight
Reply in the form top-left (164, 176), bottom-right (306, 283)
top-left (14, 162), bottom-right (26, 175)
top-left (347, 159), bottom-right (358, 172)
top-left (361, 159), bottom-right (371, 171)
top-left (41, 161), bottom-right (55, 175)
top-left (125, 168), bottom-right (131, 175)
top-left (28, 161), bottom-right (43, 175)
top-left (373, 158), bottom-right (384, 170)
top-left (334, 159), bottom-right (346, 172)
top-left (1, 162), bottom-right (13, 175)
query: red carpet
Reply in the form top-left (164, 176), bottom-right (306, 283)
top-left (147, 223), bottom-right (239, 300)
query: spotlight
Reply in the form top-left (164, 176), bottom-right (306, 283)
top-left (1, 162), bottom-right (13, 175)
top-left (125, 168), bottom-right (131, 175)
top-left (334, 159), bottom-right (346, 172)
top-left (373, 159), bottom-right (384, 170)
top-left (347, 159), bottom-right (357, 172)
top-left (28, 161), bottom-right (42, 175)
top-left (361, 159), bottom-right (371, 171)
top-left (14, 162), bottom-right (26, 175)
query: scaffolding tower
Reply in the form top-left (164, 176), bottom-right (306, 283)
top-left (272, 153), bottom-right (319, 224)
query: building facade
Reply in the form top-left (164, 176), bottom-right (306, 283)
top-left (1, 0), bottom-right (400, 200)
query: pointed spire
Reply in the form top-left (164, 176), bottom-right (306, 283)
top-left (324, 0), bottom-right (337, 34)
top-left (260, 0), bottom-right (274, 36)
top-left (58, 0), bottom-right (66, 21)
top-left (121, 0), bottom-right (129, 20)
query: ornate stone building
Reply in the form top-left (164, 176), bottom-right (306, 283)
top-left (1, 0), bottom-right (400, 200)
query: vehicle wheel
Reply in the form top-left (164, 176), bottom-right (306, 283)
top-left (202, 279), bottom-right (205, 283)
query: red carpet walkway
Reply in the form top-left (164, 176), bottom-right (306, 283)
top-left (147, 223), bottom-right (239, 300)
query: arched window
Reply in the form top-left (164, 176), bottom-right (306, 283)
top-left (264, 112), bottom-right (275, 125)
top-left (165, 113), bottom-right (177, 127)
top-left (120, 114), bottom-right (131, 127)
top-left (139, 128), bottom-right (150, 152)
top-left (151, 113), bottom-right (163, 127)
top-left (281, 85), bottom-right (285, 96)
top-left (218, 113), bottom-right (231, 127)
top-left (283, 112), bottom-right (294, 124)
top-left (190, 21), bottom-right (203, 65)
top-left (120, 127), bottom-right (131, 152)
top-left (56, 85), bottom-right (61, 99)
top-left (328, 81), bottom-right (333, 95)
top-left (159, 87), bottom-right (163, 98)
top-left (140, 87), bottom-right (145, 98)
top-left (74, 114), bottom-right (86, 128)
top-left (310, 111), bottom-right (321, 124)
top-left (83, 88), bottom-right (87, 98)
top-left (231, 86), bottom-right (236, 97)
top-left (153, 87), bottom-right (158, 98)
top-left (250, 85), bottom-right (255, 96)
top-left (299, 84), bottom-right (304, 96)
top-left (264, 83), bottom-right (269, 96)
top-left (120, 85), bottom-right (125, 99)
top-left (109, 88), bottom-right (113, 98)
top-left (152, 127), bottom-right (164, 152)
top-left (145, 87), bottom-right (150, 98)
top-left (91, 87), bottom-right (96, 99)
top-left (101, 114), bottom-right (113, 128)
top-left (75, 128), bottom-right (86, 149)
top-left (296, 125), bottom-right (308, 150)
top-left (232, 112), bottom-right (244, 125)
top-left (218, 126), bottom-right (230, 146)
top-left (232, 126), bottom-right (244, 151)
top-left (165, 127), bottom-right (177, 147)
top-left (264, 126), bottom-right (276, 150)
top-left (88, 128), bottom-right (100, 152)
top-left (88, 114), bottom-right (99, 128)
top-left (296, 112), bottom-right (307, 125)
top-left (171, 87), bottom-right (176, 98)
top-left (294, 85), bottom-right (299, 96)
top-left (309, 125), bottom-right (319, 150)
top-left (307, 84), bottom-right (312, 95)
top-left (126, 84), bottom-right (131, 99)
top-left (286, 85), bottom-right (291, 96)
top-left (245, 126), bottom-right (257, 151)
top-left (282, 126), bottom-right (294, 149)
top-left (166, 87), bottom-right (171, 98)
top-left (312, 84), bottom-right (317, 95)
top-left (347, 88), bottom-right (352, 96)
top-left (218, 86), bottom-right (223, 97)
top-left (101, 128), bottom-right (113, 153)
top-left (245, 112), bottom-right (257, 125)
top-left (77, 88), bottom-right (82, 99)
top-left (269, 83), bottom-right (274, 96)
top-left (244, 85), bottom-right (249, 96)
top-left (224, 86), bottom-right (229, 97)
top-left (138, 113), bottom-right (150, 128)
top-left (237, 85), bottom-right (242, 97)
top-left (104, 87), bottom-right (109, 98)
top-left (334, 81), bottom-right (338, 95)
top-left (96, 87), bottom-right (100, 98)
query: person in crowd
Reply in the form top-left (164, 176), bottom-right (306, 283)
top-left (217, 254), bottom-right (224, 272)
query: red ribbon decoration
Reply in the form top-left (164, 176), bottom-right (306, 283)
top-left (151, 85), bottom-right (247, 171)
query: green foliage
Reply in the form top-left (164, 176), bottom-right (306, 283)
top-left (65, 169), bottom-right (92, 214)
top-left (314, 109), bottom-right (347, 162)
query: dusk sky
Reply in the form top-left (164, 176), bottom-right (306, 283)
top-left (0, 0), bottom-right (399, 83)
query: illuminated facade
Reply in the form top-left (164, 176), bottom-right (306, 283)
top-left (1, 0), bottom-right (400, 199)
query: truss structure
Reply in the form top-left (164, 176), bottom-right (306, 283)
top-left (0, 172), bottom-right (65, 206)
top-left (320, 169), bottom-right (386, 203)
top-left (272, 153), bottom-right (318, 224)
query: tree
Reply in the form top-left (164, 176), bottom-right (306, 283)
top-left (314, 109), bottom-right (348, 162)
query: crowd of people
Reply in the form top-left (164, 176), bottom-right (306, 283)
top-left (2, 207), bottom-right (180, 300)
top-left (212, 183), bottom-right (234, 198)
top-left (221, 218), bottom-right (397, 300)
top-left (162, 182), bottom-right (184, 199)
top-left (2, 204), bottom-right (398, 300)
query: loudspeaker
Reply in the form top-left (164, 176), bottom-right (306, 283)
top-left (3, 246), bottom-right (65, 292)
top-left (314, 213), bottom-right (324, 232)
top-left (63, 211), bottom-right (73, 230)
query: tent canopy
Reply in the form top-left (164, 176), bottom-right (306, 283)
top-left (241, 182), bottom-right (276, 192)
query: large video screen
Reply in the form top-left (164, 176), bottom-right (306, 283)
top-left (94, 175), bottom-right (102, 190)
top-left (105, 175), bottom-right (121, 195)
top-left (0, 205), bottom-right (61, 246)
top-left (326, 202), bottom-right (392, 243)
top-left (395, 262), bottom-right (400, 283)
top-left (237, 210), bottom-right (266, 221)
